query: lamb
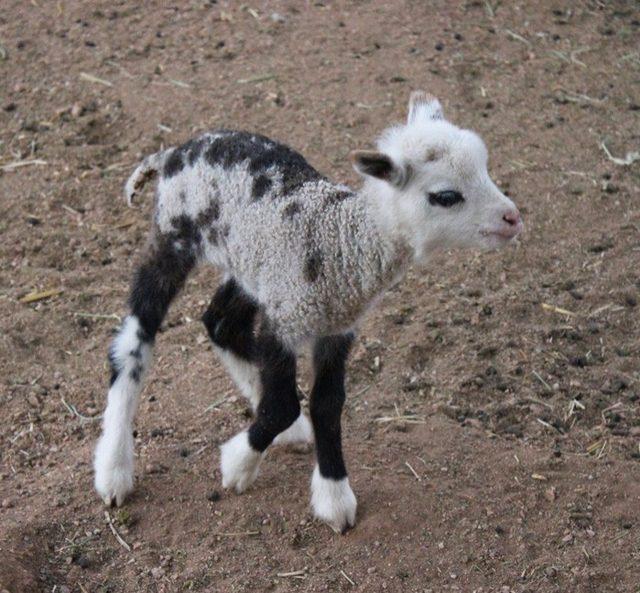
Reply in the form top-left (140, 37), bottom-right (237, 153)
top-left (94, 91), bottom-right (522, 533)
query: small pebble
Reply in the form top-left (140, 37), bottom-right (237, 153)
top-left (70, 103), bottom-right (84, 118)
top-left (151, 567), bottom-right (166, 579)
top-left (270, 12), bottom-right (286, 23)
top-left (145, 463), bottom-right (165, 474)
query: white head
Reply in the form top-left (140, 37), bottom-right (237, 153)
top-left (351, 91), bottom-right (522, 261)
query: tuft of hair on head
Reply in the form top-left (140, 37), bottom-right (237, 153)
top-left (407, 90), bottom-right (444, 124)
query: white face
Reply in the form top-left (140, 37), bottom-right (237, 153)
top-left (352, 92), bottom-right (522, 260)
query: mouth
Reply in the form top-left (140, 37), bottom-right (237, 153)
top-left (480, 223), bottom-right (523, 242)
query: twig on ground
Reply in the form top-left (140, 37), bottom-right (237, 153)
top-left (276, 568), bottom-right (307, 579)
top-left (193, 444), bottom-right (209, 457)
top-left (62, 203), bottom-right (83, 216)
top-left (61, 397), bottom-right (102, 422)
top-left (340, 570), bottom-right (356, 586)
top-left (104, 511), bottom-right (131, 551)
top-left (80, 72), bottom-right (113, 87)
top-left (532, 371), bottom-right (553, 392)
top-left (375, 414), bottom-right (426, 424)
top-left (570, 47), bottom-right (590, 67)
top-left (586, 439), bottom-right (607, 459)
top-left (203, 397), bottom-right (227, 413)
top-left (352, 384), bottom-right (371, 398)
top-left (555, 90), bottom-right (604, 105)
top-left (168, 78), bottom-right (191, 89)
top-left (237, 73), bottom-right (276, 84)
top-left (504, 29), bottom-right (531, 46)
top-left (599, 142), bottom-right (640, 166)
top-left (217, 530), bottom-right (260, 537)
top-left (542, 303), bottom-right (576, 317)
top-left (105, 60), bottom-right (136, 79)
top-left (19, 288), bottom-right (63, 304)
top-left (73, 312), bottom-right (121, 322)
top-left (549, 50), bottom-right (571, 64)
top-left (0, 159), bottom-right (48, 171)
top-left (375, 402), bottom-right (426, 425)
top-left (521, 397), bottom-right (554, 409)
top-left (405, 461), bottom-right (421, 481)
top-left (536, 418), bottom-right (555, 431)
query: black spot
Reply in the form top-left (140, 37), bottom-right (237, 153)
top-left (203, 130), bottom-right (323, 194)
top-left (168, 215), bottom-right (201, 251)
top-left (163, 149), bottom-right (184, 178)
top-left (326, 190), bottom-right (353, 204)
top-left (195, 201), bottom-right (220, 227)
top-left (163, 138), bottom-right (207, 178)
top-left (130, 364), bottom-right (143, 382)
top-left (108, 349), bottom-right (121, 386)
top-left (221, 224), bottom-right (230, 238)
top-left (252, 175), bottom-right (272, 200)
top-left (283, 201), bottom-right (301, 219)
top-left (304, 251), bottom-right (323, 282)
top-left (129, 347), bottom-right (142, 360)
top-left (207, 490), bottom-right (221, 502)
top-left (207, 227), bottom-right (220, 245)
top-left (179, 191), bottom-right (187, 203)
top-left (184, 138), bottom-right (206, 165)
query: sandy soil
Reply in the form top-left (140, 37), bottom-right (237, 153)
top-left (1, 1), bottom-right (639, 591)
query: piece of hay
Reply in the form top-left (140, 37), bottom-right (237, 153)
top-left (19, 288), bottom-right (63, 304)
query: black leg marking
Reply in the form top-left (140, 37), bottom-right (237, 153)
top-left (310, 333), bottom-right (354, 480)
top-left (129, 231), bottom-right (197, 342)
top-left (247, 332), bottom-right (300, 452)
top-left (107, 235), bottom-right (195, 387)
top-left (108, 349), bottom-right (121, 387)
top-left (201, 279), bottom-right (258, 360)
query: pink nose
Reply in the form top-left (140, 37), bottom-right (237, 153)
top-left (502, 209), bottom-right (521, 227)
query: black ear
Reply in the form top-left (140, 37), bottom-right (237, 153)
top-left (350, 150), bottom-right (406, 186)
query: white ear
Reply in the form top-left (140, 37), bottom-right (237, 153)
top-left (407, 90), bottom-right (443, 124)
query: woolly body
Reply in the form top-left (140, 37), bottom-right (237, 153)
top-left (148, 130), bottom-right (409, 348)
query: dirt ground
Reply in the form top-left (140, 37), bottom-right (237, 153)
top-left (1, 1), bottom-right (639, 592)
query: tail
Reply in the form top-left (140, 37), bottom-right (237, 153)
top-left (124, 149), bottom-right (172, 207)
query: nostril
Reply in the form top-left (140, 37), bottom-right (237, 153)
top-left (502, 210), bottom-right (520, 227)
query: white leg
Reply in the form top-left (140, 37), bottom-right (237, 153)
top-left (310, 465), bottom-right (357, 533)
top-left (213, 346), bottom-right (261, 411)
top-left (273, 411), bottom-right (314, 446)
top-left (94, 316), bottom-right (151, 506)
top-left (214, 344), bottom-right (313, 447)
top-left (220, 431), bottom-right (264, 493)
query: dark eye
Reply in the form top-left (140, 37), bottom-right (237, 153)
top-left (428, 190), bottom-right (464, 208)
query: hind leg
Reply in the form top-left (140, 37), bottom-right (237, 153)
top-left (220, 330), bottom-right (302, 492)
top-left (94, 238), bottom-right (195, 506)
top-left (202, 278), bottom-right (261, 410)
top-left (202, 279), bottom-right (313, 445)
